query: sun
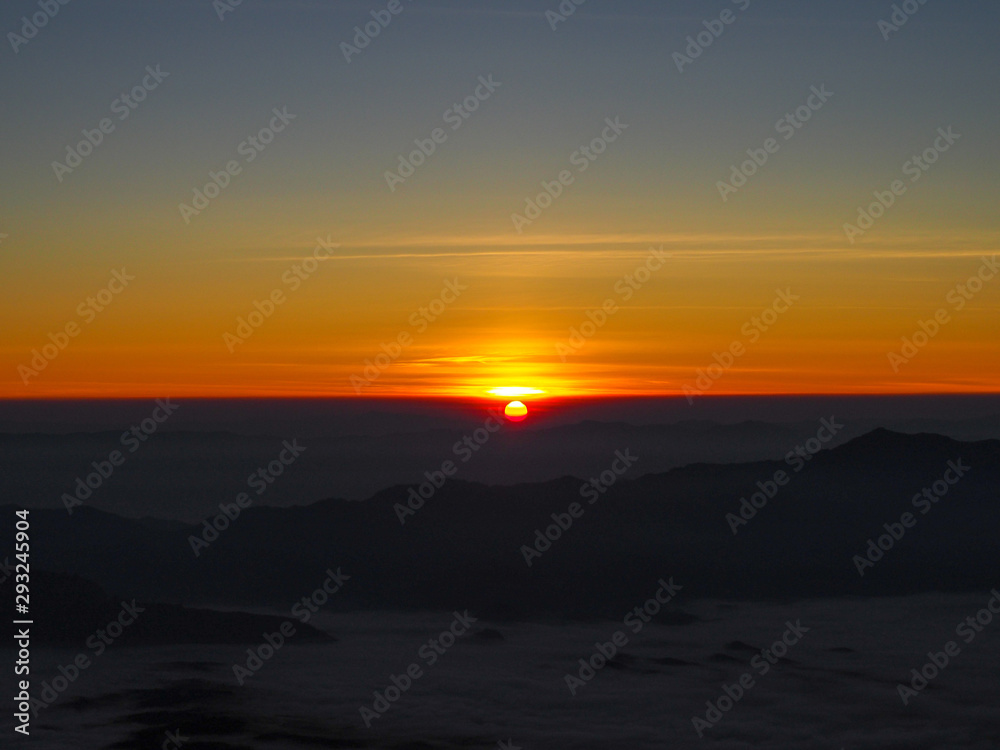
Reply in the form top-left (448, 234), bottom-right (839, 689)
top-left (504, 401), bottom-right (528, 422)
top-left (489, 386), bottom-right (543, 422)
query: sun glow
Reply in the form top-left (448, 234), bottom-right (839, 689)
top-left (488, 387), bottom-right (546, 397)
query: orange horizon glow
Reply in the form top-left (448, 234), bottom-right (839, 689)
top-left (0, 237), bottom-right (1000, 400)
top-left (3, 384), bottom-right (1000, 400)
top-left (4, 233), bottom-right (999, 400)
top-left (488, 387), bottom-right (547, 397)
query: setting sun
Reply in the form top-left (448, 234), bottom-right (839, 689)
top-left (504, 401), bottom-right (528, 422)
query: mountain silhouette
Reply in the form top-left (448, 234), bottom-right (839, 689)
top-left (3, 429), bottom-right (996, 626)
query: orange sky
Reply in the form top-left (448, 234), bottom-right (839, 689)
top-left (5, 230), bottom-right (998, 399)
top-left (3, 1), bottom-right (998, 400)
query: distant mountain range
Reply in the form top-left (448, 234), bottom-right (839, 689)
top-left (4, 415), bottom-right (1000, 521)
top-left (3, 429), bottom-right (997, 628)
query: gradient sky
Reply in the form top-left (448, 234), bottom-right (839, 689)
top-left (2, 0), bottom-right (998, 399)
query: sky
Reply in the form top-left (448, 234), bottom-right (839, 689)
top-left (1, 0), bottom-right (998, 399)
